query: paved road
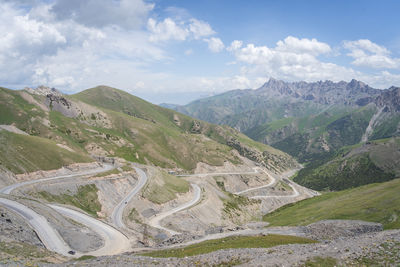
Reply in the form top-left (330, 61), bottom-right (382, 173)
top-left (50, 204), bottom-right (131, 256)
top-left (0, 163), bottom-right (128, 257)
top-left (111, 167), bottom-right (148, 228)
top-left (0, 198), bottom-right (73, 256)
top-left (250, 182), bottom-right (300, 199)
top-left (234, 168), bottom-right (276, 195)
top-left (148, 183), bottom-right (201, 235)
top-left (0, 164), bottom-right (113, 194)
top-left (177, 168), bottom-right (258, 177)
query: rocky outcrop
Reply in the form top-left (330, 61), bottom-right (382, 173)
top-left (0, 206), bottom-right (43, 247)
top-left (256, 78), bottom-right (382, 106)
top-left (45, 94), bottom-right (81, 118)
top-left (374, 86), bottom-right (400, 112)
top-left (190, 120), bottom-right (202, 134)
top-left (24, 85), bottom-right (63, 97)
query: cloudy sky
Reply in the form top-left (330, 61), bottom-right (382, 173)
top-left (1, 0), bottom-right (400, 104)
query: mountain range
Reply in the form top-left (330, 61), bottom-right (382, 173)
top-left (166, 78), bottom-right (400, 190)
top-left (0, 85), bottom-right (297, 176)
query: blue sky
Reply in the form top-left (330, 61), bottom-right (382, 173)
top-left (1, 0), bottom-right (400, 104)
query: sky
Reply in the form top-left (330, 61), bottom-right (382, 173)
top-left (1, 0), bottom-right (400, 104)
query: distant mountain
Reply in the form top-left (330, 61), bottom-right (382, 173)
top-left (293, 137), bottom-right (400, 191)
top-left (165, 79), bottom-right (400, 191)
top-left (159, 103), bottom-right (180, 110)
top-left (0, 85), bottom-right (297, 174)
top-left (170, 79), bottom-right (400, 161)
top-left (173, 78), bottom-right (383, 133)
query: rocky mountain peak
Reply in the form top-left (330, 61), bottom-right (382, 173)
top-left (375, 86), bottom-right (400, 112)
top-left (255, 78), bottom-right (381, 106)
top-left (24, 85), bottom-right (63, 97)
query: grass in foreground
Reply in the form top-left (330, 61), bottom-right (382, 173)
top-left (142, 234), bottom-right (316, 258)
top-left (303, 256), bottom-right (338, 267)
top-left (263, 178), bottom-right (400, 229)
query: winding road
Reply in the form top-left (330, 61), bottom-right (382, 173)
top-left (234, 168), bottom-right (276, 195)
top-left (249, 181), bottom-right (300, 199)
top-left (177, 168), bottom-right (258, 177)
top-left (0, 198), bottom-right (73, 256)
top-left (50, 204), bottom-right (130, 256)
top-left (0, 161), bottom-right (317, 257)
top-left (0, 163), bottom-right (133, 257)
top-left (111, 167), bottom-right (148, 228)
top-left (0, 164), bottom-right (113, 194)
top-left (148, 183), bottom-right (201, 235)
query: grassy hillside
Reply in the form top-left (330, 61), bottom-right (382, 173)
top-left (72, 86), bottom-right (297, 172)
top-left (0, 86), bottom-right (297, 175)
top-left (248, 105), bottom-right (374, 163)
top-left (142, 169), bottom-right (190, 204)
top-left (263, 178), bottom-right (400, 229)
top-left (177, 89), bottom-right (326, 134)
top-left (143, 234), bottom-right (316, 258)
top-left (0, 130), bottom-right (92, 174)
top-left (37, 184), bottom-right (101, 217)
top-left (293, 138), bottom-right (400, 191)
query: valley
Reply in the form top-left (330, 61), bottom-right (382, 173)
top-left (2, 1), bottom-right (400, 266)
top-left (0, 83), bottom-right (399, 266)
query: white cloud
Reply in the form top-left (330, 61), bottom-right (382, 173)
top-left (147, 18), bottom-right (188, 42)
top-left (2, 1), bottom-right (400, 96)
top-left (50, 0), bottom-right (154, 29)
top-left (344, 39), bottom-right (400, 69)
top-left (276, 36), bottom-right (331, 56)
top-left (227, 40), bottom-right (243, 51)
top-left (229, 36), bottom-right (358, 83)
top-left (204, 37), bottom-right (224, 53)
top-left (188, 19), bottom-right (215, 39)
top-left (0, 1), bottom-right (165, 89)
top-left (147, 17), bottom-right (215, 42)
top-left (360, 70), bottom-right (400, 89)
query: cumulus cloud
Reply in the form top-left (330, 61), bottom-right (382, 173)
top-left (344, 39), bottom-right (400, 69)
top-left (50, 0), bottom-right (154, 29)
top-left (0, 1), bottom-right (165, 89)
top-left (227, 40), bottom-right (243, 51)
top-left (147, 18), bottom-right (188, 42)
top-left (276, 36), bottom-right (331, 56)
top-left (204, 37), bottom-right (224, 53)
top-left (228, 36), bottom-right (358, 83)
top-left (188, 19), bottom-right (215, 39)
top-left (2, 1), bottom-right (400, 95)
top-left (147, 17), bottom-right (215, 42)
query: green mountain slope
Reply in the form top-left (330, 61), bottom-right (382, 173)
top-left (293, 137), bottom-right (400, 191)
top-left (0, 86), bottom-right (297, 174)
top-left (247, 105), bottom-right (376, 162)
top-left (0, 130), bottom-right (92, 174)
top-left (174, 79), bottom-right (381, 133)
top-left (263, 178), bottom-right (400, 229)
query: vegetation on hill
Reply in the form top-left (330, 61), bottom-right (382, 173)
top-left (37, 184), bottom-right (101, 217)
top-left (141, 169), bottom-right (190, 204)
top-left (263, 178), bottom-right (400, 229)
top-left (0, 86), bottom-right (297, 175)
top-left (293, 138), bottom-right (400, 191)
top-left (0, 130), bottom-right (92, 174)
top-left (73, 86), bottom-right (297, 172)
top-left (248, 105), bottom-right (375, 163)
